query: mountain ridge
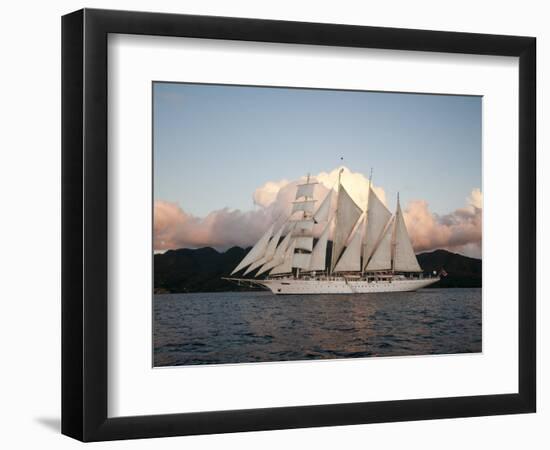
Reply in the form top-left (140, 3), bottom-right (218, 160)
top-left (154, 246), bottom-right (481, 293)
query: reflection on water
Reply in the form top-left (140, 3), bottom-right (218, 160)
top-left (154, 288), bottom-right (481, 367)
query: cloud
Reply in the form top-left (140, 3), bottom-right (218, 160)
top-left (253, 166), bottom-right (386, 211)
top-left (403, 189), bottom-right (482, 258)
top-left (154, 201), bottom-right (276, 252)
top-left (468, 188), bottom-right (482, 209)
top-left (316, 167), bottom-right (387, 208)
top-left (253, 179), bottom-right (290, 207)
top-left (154, 166), bottom-right (482, 258)
top-left (155, 167), bottom-right (388, 252)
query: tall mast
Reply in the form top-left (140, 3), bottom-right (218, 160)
top-left (291, 173), bottom-right (318, 277)
top-left (297, 173), bottom-right (311, 278)
top-left (391, 192), bottom-right (399, 273)
top-left (362, 168), bottom-right (373, 276)
top-left (330, 168), bottom-right (345, 275)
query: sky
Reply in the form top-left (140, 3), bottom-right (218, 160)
top-left (153, 82), bottom-right (482, 257)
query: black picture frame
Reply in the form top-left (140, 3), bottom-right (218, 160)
top-left (62, 8), bottom-right (536, 442)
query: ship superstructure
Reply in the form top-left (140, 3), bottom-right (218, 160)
top-left (225, 170), bottom-right (439, 294)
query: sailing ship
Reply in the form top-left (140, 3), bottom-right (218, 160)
top-left (224, 169), bottom-right (440, 294)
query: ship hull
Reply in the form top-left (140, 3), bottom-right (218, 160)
top-left (253, 277), bottom-right (440, 295)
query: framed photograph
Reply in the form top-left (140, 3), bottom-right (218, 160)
top-left (62, 8), bottom-right (536, 441)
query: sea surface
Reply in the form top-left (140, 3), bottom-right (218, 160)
top-left (154, 288), bottom-right (481, 367)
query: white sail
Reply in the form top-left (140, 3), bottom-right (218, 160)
top-left (295, 182), bottom-right (317, 199)
top-left (366, 217), bottom-right (394, 271)
top-left (313, 190), bottom-right (333, 223)
top-left (292, 219), bottom-right (315, 233)
top-left (294, 236), bottom-right (314, 252)
top-left (243, 223), bottom-right (284, 275)
top-left (331, 184), bottom-right (363, 272)
top-left (266, 224), bottom-right (284, 258)
top-left (393, 201), bottom-right (422, 272)
top-left (362, 186), bottom-right (392, 270)
top-left (334, 217), bottom-right (364, 272)
top-left (307, 221), bottom-right (330, 272)
top-left (243, 257), bottom-right (263, 276)
top-left (230, 225), bottom-right (274, 275)
top-left (256, 231), bottom-right (293, 276)
top-left (270, 240), bottom-right (296, 275)
top-left (292, 252), bottom-right (311, 269)
top-left (291, 200), bottom-right (316, 215)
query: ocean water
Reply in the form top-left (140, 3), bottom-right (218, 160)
top-left (153, 288), bottom-right (481, 367)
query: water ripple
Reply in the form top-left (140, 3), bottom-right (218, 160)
top-left (154, 288), bottom-right (482, 367)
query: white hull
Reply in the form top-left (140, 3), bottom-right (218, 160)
top-left (226, 276), bottom-right (440, 295)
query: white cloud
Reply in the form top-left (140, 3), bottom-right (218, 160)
top-left (253, 179), bottom-right (289, 207)
top-left (404, 189), bottom-right (482, 258)
top-left (154, 201), bottom-right (276, 252)
top-left (154, 167), bottom-right (482, 258)
top-left (252, 166), bottom-right (386, 212)
top-left (468, 187), bottom-right (483, 209)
